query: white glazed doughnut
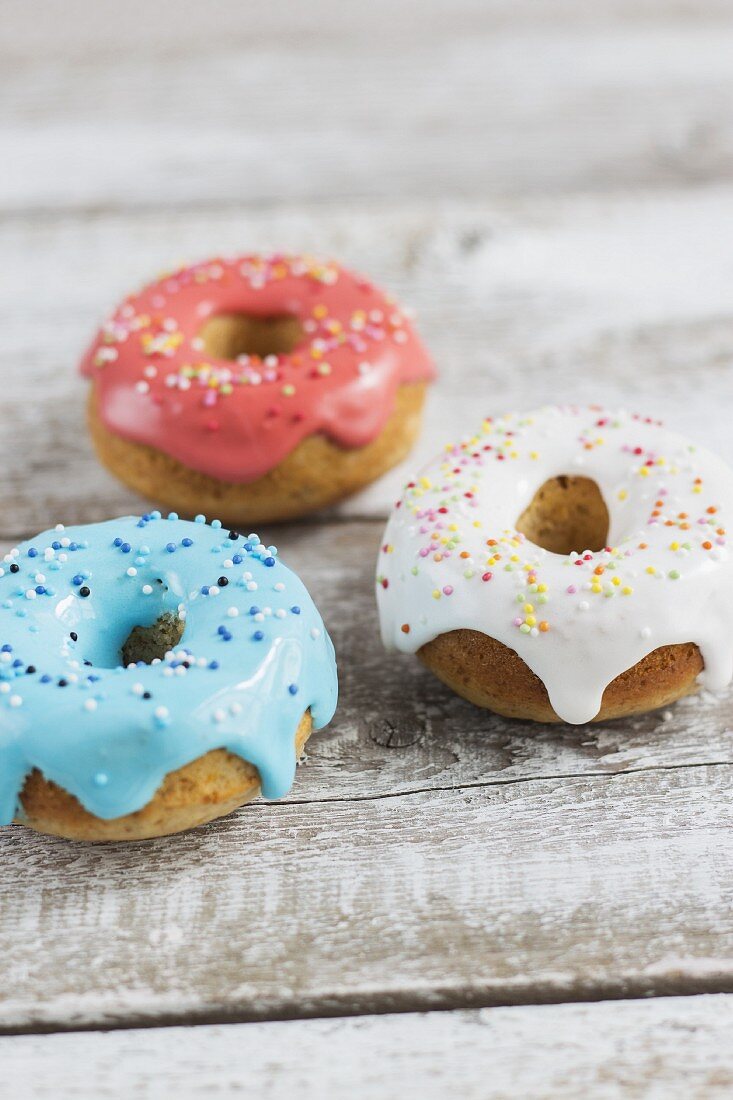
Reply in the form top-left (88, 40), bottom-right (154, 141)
top-left (377, 406), bottom-right (733, 724)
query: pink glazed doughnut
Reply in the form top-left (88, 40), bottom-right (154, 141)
top-left (81, 253), bottom-right (435, 524)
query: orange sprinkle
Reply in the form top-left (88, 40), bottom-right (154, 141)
top-left (707, 506), bottom-right (718, 514)
top-left (539, 621), bottom-right (550, 632)
top-left (401, 623), bottom-right (410, 634)
top-left (702, 541), bottom-right (712, 550)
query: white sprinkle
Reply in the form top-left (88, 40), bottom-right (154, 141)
top-left (155, 706), bottom-right (169, 719)
top-left (230, 702), bottom-right (242, 716)
top-left (84, 699), bottom-right (98, 712)
top-left (209, 585), bottom-right (220, 597)
top-left (9, 695), bottom-right (22, 707)
top-left (227, 607), bottom-right (239, 618)
top-left (246, 581), bottom-right (258, 591)
top-left (640, 626), bottom-right (652, 639)
top-left (223, 559), bottom-right (234, 569)
top-left (132, 683), bottom-right (145, 695)
top-left (34, 573), bottom-right (46, 584)
top-left (274, 582), bottom-right (285, 592)
top-left (578, 601), bottom-right (590, 612)
top-left (253, 612), bottom-right (265, 622)
top-left (275, 609), bottom-right (286, 619)
top-left (25, 590), bottom-right (36, 600)
top-left (310, 627), bottom-right (321, 639)
top-left (0, 682), bottom-right (9, 692)
top-left (60, 538), bottom-right (71, 548)
top-left (142, 584), bottom-right (153, 595)
top-left (126, 567), bottom-right (137, 577)
top-left (212, 709), bottom-right (226, 723)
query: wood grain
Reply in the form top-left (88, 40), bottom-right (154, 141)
top-left (2, 1), bottom-right (733, 212)
top-left (3, 189), bottom-right (733, 533)
top-left (3, 994), bottom-right (732, 1099)
top-left (1, 754), bottom-right (733, 1030)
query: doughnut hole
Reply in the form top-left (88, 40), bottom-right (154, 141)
top-left (198, 313), bottom-right (303, 360)
top-left (120, 613), bottom-right (185, 667)
top-left (516, 475), bottom-right (610, 555)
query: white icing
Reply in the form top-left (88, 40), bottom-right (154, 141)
top-left (376, 406), bottom-right (733, 723)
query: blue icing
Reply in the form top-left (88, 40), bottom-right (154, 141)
top-left (0, 515), bottom-right (338, 824)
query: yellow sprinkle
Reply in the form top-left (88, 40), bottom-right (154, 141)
top-left (639, 467), bottom-right (650, 477)
top-left (617, 489), bottom-right (628, 501)
top-left (622, 586), bottom-right (633, 595)
top-left (431, 589), bottom-right (441, 600)
top-left (612, 576), bottom-right (621, 586)
top-left (524, 603), bottom-right (534, 614)
top-left (670, 541), bottom-right (679, 551)
top-left (537, 583), bottom-right (548, 593)
top-left (525, 616), bottom-right (536, 627)
top-left (646, 566), bottom-right (656, 575)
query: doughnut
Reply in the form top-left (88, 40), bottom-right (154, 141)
top-left (81, 253), bottom-right (435, 523)
top-left (0, 513), bottom-right (337, 841)
top-left (377, 406), bottom-right (733, 724)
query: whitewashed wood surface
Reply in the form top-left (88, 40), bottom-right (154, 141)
top-left (3, 995), bottom-right (733, 1100)
top-left (2, 1), bottom-right (733, 1096)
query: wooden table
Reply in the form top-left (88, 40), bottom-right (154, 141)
top-left (2, 2), bottom-right (733, 1095)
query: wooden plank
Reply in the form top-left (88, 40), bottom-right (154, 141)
top-left (0, 762), bottom-right (732, 1030)
top-left (3, 995), bottom-right (733, 1099)
top-left (2, 189), bottom-right (733, 533)
top-left (2, 2), bottom-right (733, 212)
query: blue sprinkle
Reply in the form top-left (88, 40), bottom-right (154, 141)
top-left (72, 574), bottom-right (84, 586)
top-left (1, 644), bottom-right (12, 652)
top-left (88, 674), bottom-right (100, 682)
top-left (52, 541), bottom-right (61, 550)
top-left (121, 542), bottom-right (131, 553)
top-left (68, 542), bottom-right (78, 552)
top-left (12, 659), bottom-right (23, 667)
top-left (93, 772), bottom-right (109, 787)
top-left (166, 543), bottom-right (176, 553)
top-left (217, 625), bottom-right (226, 635)
top-left (40, 674), bottom-right (52, 684)
top-left (249, 606), bottom-right (260, 615)
top-left (222, 631), bottom-right (232, 642)
top-left (291, 606), bottom-right (301, 615)
top-left (253, 630), bottom-right (264, 641)
top-left (27, 548), bottom-right (38, 558)
top-left (209, 660), bottom-right (219, 670)
top-left (201, 585), bottom-right (209, 596)
top-left (232, 554), bottom-right (243, 564)
top-left (182, 538), bottom-right (193, 547)
top-left (168, 512), bottom-right (179, 521)
top-left (34, 585), bottom-right (45, 595)
top-left (264, 557), bottom-right (276, 567)
top-left (137, 520), bottom-right (146, 528)
top-left (244, 543), bottom-right (253, 552)
top-left (288, 683), bottom-right (298, 695)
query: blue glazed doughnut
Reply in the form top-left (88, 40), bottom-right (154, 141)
top-left (0, 513), bottom-right (337, 839)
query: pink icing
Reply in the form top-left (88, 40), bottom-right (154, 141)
top-left (80, 253), bottom-right (435, 483)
